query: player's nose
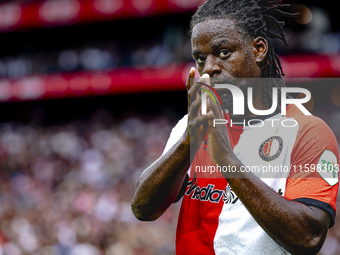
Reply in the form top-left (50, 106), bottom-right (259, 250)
top-left (203, 55), bottom-right (221, 78)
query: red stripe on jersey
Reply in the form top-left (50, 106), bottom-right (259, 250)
top-left (176, 112), bottom-right (243, 255)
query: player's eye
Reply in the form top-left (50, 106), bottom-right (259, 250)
top-left (219, 49), bottom-right (231, 58)
top-left (196, 56), bottom-right (205, 64)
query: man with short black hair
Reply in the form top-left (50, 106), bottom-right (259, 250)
top-left (131, 1), bottom-right (339, 254)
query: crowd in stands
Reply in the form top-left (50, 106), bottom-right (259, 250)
top-left (0, 113), bottom-right (181, 255)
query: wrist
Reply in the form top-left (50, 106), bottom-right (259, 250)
top-left (213, 151), bottom-right (242, 169)
top-left (180, 128), bottom-right (202, 158)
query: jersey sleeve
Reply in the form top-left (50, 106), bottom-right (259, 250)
top-left (284, 114), bottom-right (339, 228)
top-left (161, 114), bottom-right (188, 156)
top-left (161, 115), bottom-right (190, 203)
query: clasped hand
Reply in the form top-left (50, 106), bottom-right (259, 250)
top-left (186, 68), bottom-right (233, 166)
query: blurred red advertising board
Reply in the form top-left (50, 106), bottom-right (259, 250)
top-left (0, 0), bottom-right (206, 32)
top-left (0, 64), bottom-right (187, 102)
top-left (0, 54), bottom-right (339, 102)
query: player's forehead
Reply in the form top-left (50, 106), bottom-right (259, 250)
top-left (191, 18), bottom-right (247, 53)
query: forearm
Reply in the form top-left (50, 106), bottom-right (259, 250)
top-left (132, 69), bottom-right (211, 221)
top-left (221, 158), bottom-right (328, 254)
top-left (131, 134), bottom-right (191, 221)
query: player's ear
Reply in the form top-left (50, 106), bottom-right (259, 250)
top-left (253, 36), bottom-right (268, 63)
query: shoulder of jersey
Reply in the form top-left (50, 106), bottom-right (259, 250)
top-left (286, 104), bottom-right (331, 132)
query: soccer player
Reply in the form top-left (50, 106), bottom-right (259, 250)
top-left (131, 1), bottom-right (339, 254)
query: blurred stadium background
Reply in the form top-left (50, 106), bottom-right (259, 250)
top-left (0, 0), bottom-right (338, 254)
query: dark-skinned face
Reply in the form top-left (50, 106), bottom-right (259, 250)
top-left (191, 18), bottom-right (263, 81)
top-left (191, 18), bottom-right (267, 112)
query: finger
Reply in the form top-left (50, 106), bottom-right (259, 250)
top-left (206, 97), bottom-right (213, 117)
top-left (209, 99), bottom-right (224, 119)
top-left (205, 97), bottom-right (217, 120)
top-left (198, 74), bottom-right (222, 112)
top-left (200, 73), bottom-right (211, 86)
top-left (188, 73), bottom-right (211, 103)
top-left (188, 82), bottom-right (200, 105)
top-left (196, 73), bottom-right (212, 107)
top-left (186, 68), bottom-right (196, 113)
top-left (189, 97), bottom-right (203, 120)
top-left (190, 115), bottom-right (209, 129)
top-left (186, 67), bottom-right (196, 91)
top-left (195, 74), bottom-right (210, 94)
top-left (208, 117), bottom-right (215, 130)
top-left (202, 82), bottom-right (224, 119)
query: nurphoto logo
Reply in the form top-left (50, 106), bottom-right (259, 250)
top-left (199, 82), bottom-right (312, 128)
top-left (200, 84), bottom-right (311, 116)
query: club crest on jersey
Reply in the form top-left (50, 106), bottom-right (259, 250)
top-left (185, 179), bottom-right (238, 204)
top-left (259, 136), bottom-right (283, 161)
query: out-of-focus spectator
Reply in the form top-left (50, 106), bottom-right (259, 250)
top-left (0, 113), bottom-right (181, 254)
